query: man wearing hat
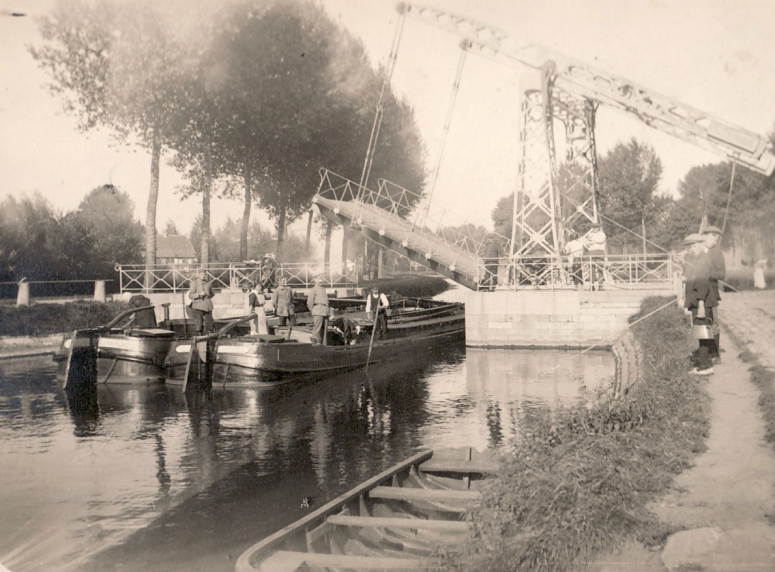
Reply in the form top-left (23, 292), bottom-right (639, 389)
top-left (702, 225), bottom-right (725, 361)
top-left (187, 269), bottom-right (215, 334)
top-left (482, 235), bottom-right (503, 290)
top-left (680, 233), bottom-right (705, 308)
top-left (683, 233), bottom-right (717, 375)
top-left (306, 275), bottom-right (330, 345)
top-left (260, 253), bottom-right (277, 292)
top-left (271, 277), bottom-right (294, 326)
top-left (365, 285), bottom-right (390, 338)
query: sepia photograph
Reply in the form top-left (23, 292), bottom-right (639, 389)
top-left (1, 0), bottom-right (775, 570)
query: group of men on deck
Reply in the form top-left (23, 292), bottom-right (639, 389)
top-left (681, 225), bottom-right (726, 376)
top-left (186, 270), bottom-right (390, 346)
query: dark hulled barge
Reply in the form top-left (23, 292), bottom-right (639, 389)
top-left (165, 298), bottom-right (465, 387)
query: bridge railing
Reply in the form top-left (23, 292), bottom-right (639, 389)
top-left (316, 169), bottom-right (511, 271)
top-left (478, 253), bottom-right (675, 291)
top-left (116, 263), bottom-right (357, 294)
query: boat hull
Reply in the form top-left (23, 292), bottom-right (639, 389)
top-left (235, 447), bottom-right (497, 572)
top-left (54, 329), bottom-right (175, 385)
top-left (165, 314), bottom-right (465, 386)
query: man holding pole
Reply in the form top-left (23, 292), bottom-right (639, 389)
top-left (365, 286), bottom-right (390, 339)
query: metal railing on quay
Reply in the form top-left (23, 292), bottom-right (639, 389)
top-left (115, 263), bottom-right (357, 294)
top-left (476, 253), bottom-right (675, 291)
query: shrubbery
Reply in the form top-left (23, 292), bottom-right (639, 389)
top-left (0, 301), bottom-right (130, 337)
top-left (450, 297), bottom-right (710, 571)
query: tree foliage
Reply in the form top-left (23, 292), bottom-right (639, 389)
top-left (0, 188), bottom-right (142, 285)
top-left (661, 158), bottom-right (775, 259)
top-left (597, 138), bottom-right (664, 252)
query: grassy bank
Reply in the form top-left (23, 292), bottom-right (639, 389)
top-left (0, 301), bottom-right (130, 337)
top-left (450, 297), bottom-right (710, 572)
top-left (726, 331), bottom-right (775, 450)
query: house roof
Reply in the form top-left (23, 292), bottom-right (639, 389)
top-left (157, 235), bottom-right (197, 259)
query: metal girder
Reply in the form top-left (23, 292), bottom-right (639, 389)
top-left (399, 2), bottom-right (775, 176)
top-left (513, 64), bottom-right (600, 260)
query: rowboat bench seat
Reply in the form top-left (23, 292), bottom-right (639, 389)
top-left (368, 485), bottom-right (481, 502)
top-left (260, 550), bottom-right (431, 571)
top-left (327, 515), bottom-right (471, 532)
top-left (418, 458), bottom-right (499, 473)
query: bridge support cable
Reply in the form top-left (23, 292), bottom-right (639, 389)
top-left (419, 41), bottom-right (470, 226)
top-left (721, 155), bottom-right (739, 236)
top-left (357, 9), bottom-right (407, 195)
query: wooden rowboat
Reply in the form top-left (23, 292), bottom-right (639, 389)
top-left (235, 447), bottom-right (497, 572)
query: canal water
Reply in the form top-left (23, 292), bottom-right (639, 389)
top-left (0, 344), bottom-right (613, 572)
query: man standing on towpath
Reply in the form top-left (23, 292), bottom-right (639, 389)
top-left (702, 225), bottom-right (725, 362)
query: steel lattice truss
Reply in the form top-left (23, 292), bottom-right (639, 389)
top-left (398, 2), bottom-right (775, 266)
top-left (514, 68), bottom-right (601, 257)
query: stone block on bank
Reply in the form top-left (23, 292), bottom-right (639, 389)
top-left (661, 527), bottom-right (722, 572)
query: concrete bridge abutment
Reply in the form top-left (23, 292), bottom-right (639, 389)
top-left (465, 289), bottom-right (673, 348)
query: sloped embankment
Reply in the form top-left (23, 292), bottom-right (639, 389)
top-left (449, 297), bottom-right (710, 572)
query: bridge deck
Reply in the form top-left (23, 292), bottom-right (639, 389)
top-left (314, 196), bottom-right (483, 289)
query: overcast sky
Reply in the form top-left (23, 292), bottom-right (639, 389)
top-left (1, 0), bottom-right (774, 244)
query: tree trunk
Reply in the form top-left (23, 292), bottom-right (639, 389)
top-left (200, 146), bottom-right (212, 268)
top-left (276, 200), bottom-right (286, 260)
top-left (240, 169), bottom-right (252, 261)
top-left (324, 221), bottom-right (332, 267)
top-left (144, 133), bottom-right (161, 291)
top-left (641, 216), bottom-right (647, 255)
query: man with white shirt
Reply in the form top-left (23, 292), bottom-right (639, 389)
top-left (584, 224), bottom-right (608, 290)
top-left (564, 232), bottom-right (585, 288)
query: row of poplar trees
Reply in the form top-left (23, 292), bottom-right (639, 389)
top-left (32, 0), bottom-right (426, 271)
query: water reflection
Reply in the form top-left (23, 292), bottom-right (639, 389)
top-left (0, 345), bottom-right (612, 572)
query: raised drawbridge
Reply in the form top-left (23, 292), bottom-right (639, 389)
top-left (314, 3), bottom-right (775, 291)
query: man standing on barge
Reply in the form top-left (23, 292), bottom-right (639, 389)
top-left (307, 275), bottom-right (329, 345)
top-left (188, 270), bottom-right (215, 334)
top-left (365, 286), bottom-right (390, 339)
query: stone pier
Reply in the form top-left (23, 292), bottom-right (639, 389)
top-left (465, 288), bottom-right (673, 348)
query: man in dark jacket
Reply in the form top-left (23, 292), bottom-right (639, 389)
top-left (702, 225), bottom-right (725, 361)
top-left (482, 235), bottom-right (502, 290)
top-left (684, 240), bottom-right (717, 375)
top-left (187, 270), bottom-right (215, 334)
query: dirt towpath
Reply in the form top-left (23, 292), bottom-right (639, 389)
top-left (592, 291), bottom-right (775, 571)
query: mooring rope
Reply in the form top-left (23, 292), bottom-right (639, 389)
top-left (531, 296), bottom-right (679, 381)
top-left (721, 156), bottom-right (738, 236)
top-left (98, 358), bottom-right (119, 384)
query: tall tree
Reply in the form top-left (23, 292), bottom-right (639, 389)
top-left (597, 138), bottom-right (664, 252)
top-left (212, 0), bottom-right (426, 263)
top-left (31, 0), bottom-right (196, 280)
